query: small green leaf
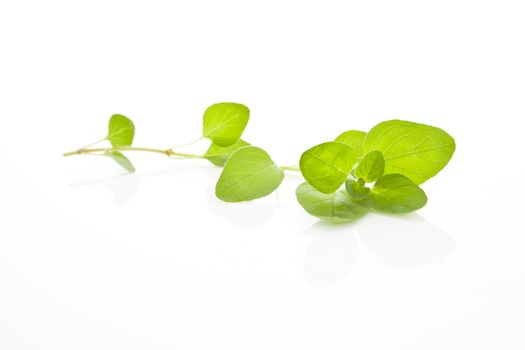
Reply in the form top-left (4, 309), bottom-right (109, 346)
top-left (107, 114), bottom-right (135, 147)
top-left (334, 130), bottom-right (367, 158)
top-left (363, 120), bottom-right (455, 184)
top-left (203, 139), bottom-right (250, 167)
top-left (345, 179), bottom-right (370, 200)
top-left (367, 174), bottom-right (427, 213)
top-left (105, 151), bottom-right (136, 173)
top-left (299, 142), bottom-right (357, 194)
top-left (296, 182), bottom-right (368, 223)
top-left (354, 151), bottom-right (385, 183)
top-left (216, 146), bottom-right (284, 202)
top-left (203, 102), bottom-right (250, 146)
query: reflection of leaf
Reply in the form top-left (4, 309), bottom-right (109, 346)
top-left (206, 191), bottom-right (276, 229)
top-left (105, 151), bottom-right (136, 173)
top-left (107, 114), bottom-right (135, 147)
top-left (302, 223), bottom-right (359, 287)
top-left (356, 215), bottom-right (455, 269)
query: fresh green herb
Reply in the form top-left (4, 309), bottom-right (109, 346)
top-left (215, 146), bottom-right (284, 202)
top-left (107, 114), bottom-right (135, 147)
top-left (366, 174), bottom-right (428, 213)
top-left (105, 151), bottom-right (136, 173)
top-left (334, 130), bottom-right (367, 158)
top-left (202, 102), bottom-right (250, 146)
top-left (296, 182), bottom-right (368, 223)
top-left (299, 142), bottom-right (357, 194)
top-left (363, 120), bottom-right (455, 184)
top-left (64, 104), bottom-right (455, 224)
top-left (204, 139), bottom-right (250, 167)
top-left (345, 178), bottom-right (370, 200)
top-left (354, 150), bottom-right (385, 183)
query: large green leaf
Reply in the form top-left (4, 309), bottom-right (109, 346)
top-left (296, 182), bottom-right (368, 223)
top-left (203, 139), bottom-right (250, 167)
top-left (334, 130), bottom-right (367, 158)
top-left (202, 102), bottom-right (250, 146)
top-left (363, 120), bottom-right (455, 184)
top-left (367, 174), bottom-right (427, 213)
top-left (215, 146), bottom-right (284, 202)
top-left (107, 114), bottom-right (135, 147)
top-left (354, 151), bottom-right (385, 183)
top-left (299, 142), bottom-right (357, 194)
top-left (105, 151), bottom-right (136, 173)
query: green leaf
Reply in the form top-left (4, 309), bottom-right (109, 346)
top-left (354, 150), bottom-right (385, 182)
top-left (363, 120), bottom-right (455, 184)
top-left (203, 139), bottom-right (250, 167)
top-left (367, 174), bottom-right (427, 213)
top-left (215, 146), bottom-right (284, 202)
top-left (107, 114), bottom-right (135, 147)
top-left (334, 130), bottom-right (367, 158)
top-left (202, 102), bottom-right (250, 146)
top-left (296, 182), bottom-right (368, 223)
top-left (105, 151), bottom-right (136, 173)
top-left (345, 179), bottom-right (370, 200)
top-left (299, 142), bottom-right (357, 194)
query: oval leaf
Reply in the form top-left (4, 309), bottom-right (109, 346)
top-left (107, 114), bottom-right (135, 147)
top-left (345, 179), bottom-right (370, 200)
top-left (203, 102), bottom-right (250, 147)
top-left (300, 142), bottom-right (357, 194)
top-left (216, 146), bottom-right (284, 202)
top-left (204, 139), bottom-right (250, 167)
top-left (334, 130), bottom-right (367, 158)
top-left (296, 182), bottom-right (368, 223)
top-left (105, 151), bottom-right (136, 173)
top-left (367, 174), bottom-right (428, 213)
top-left (363, 120), bottom-right (455, 184)
top-left (354, 151), bottom-right (385, 183)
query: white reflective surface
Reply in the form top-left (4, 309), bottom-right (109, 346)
top-left (1, 0), bottom-right (525, 349)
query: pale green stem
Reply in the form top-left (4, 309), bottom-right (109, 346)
top-left (280, 165), bottom-right (300, 172)
top-left (63, 147), bottom-right (203, 159)
top-left (71, 137), bottom-right (107, 152)
top-left (170, 137), bottom-right (203, 150)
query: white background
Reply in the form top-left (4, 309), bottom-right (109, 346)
top-left (1, 1), bottom-right (524, 349)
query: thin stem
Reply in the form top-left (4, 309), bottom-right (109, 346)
top-left (64, 146), bottom-right (170, 157)
top-left (170, 137), bottom-right (203, 150)
top-left (64, 145), bottom-right (296, 169)
top-left (81, 137), bottom-right (107, 149)
top-left (167, 150), bottom-right (204, 159)
top-left (64, 144), bottom-right (206, 160)
top-left (280, 165), bottom-right (300, 172)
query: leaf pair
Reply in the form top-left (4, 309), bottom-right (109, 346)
top-left (199, 103), bottom-right (284, 202)
top-left (105, 114), bottom-right (136, 173)
top-left (201, 103), bottom-right (253, 167)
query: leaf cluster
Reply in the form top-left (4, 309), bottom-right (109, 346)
top-left (65, 103), bottom-right (456, 224)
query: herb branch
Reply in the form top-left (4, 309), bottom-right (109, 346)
top-left (64, 102), bottom-right (455, 223)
